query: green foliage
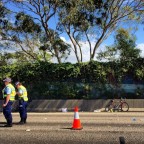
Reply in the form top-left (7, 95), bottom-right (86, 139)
top-left (116, 28), bottom-right (140, 61)
top-left (15, 12), bottom-right (41, 33)
top-left (97, 28), bottom-right (141, 61)
top-left (0, 59), bottom-right (144, 99)
top-left (0, 4), bottom-right (12, 37)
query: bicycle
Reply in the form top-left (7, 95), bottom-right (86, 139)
top-left (105, 97), bottom-right (129, 112)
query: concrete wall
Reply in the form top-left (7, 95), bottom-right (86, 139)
top-left (1, 99), bottom-right (144, 112)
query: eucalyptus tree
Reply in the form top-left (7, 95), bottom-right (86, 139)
top-left (0, 3), bottom-right (11, 46)
top-left (15, 12), bottom-right (53, 62)
top-left (39, 32), bottom-right (71, 63)
top-left (0, 0), bottom-right (53, 63)
top-left (5, 0), bottom-right (71, 63)
top-left (57, 0), bottom-right (144, 62)
top-left (116, 29), bottom-right (141, 61)
top-left (97, 28), bottom-right (141, 61)
top-left (0, 8), bottom-right (51, 62)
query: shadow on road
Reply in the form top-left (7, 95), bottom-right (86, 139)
top-left (60, 128), bottom-right (72, 130)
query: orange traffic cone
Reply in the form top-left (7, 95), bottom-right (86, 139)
top-left (72, 106), bottom-right (83, 130)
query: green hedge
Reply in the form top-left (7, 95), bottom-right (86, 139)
top-left (0, 59), bottom-right (144, 99)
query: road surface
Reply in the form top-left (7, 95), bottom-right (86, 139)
top-left (0, 112), bottom-right (144, 144)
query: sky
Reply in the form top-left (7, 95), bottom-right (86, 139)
top-left (2, 1), bottom-right (144, 63)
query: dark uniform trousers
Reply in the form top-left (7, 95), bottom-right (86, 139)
top-left (3, 101), bottom-right (13, 125)
top-left (19, 99), bottom-right (28, 122)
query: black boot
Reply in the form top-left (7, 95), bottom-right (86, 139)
top-left (4, 123), bottom-right (12, 127)
top-left (18, 119), bottom-right (25, 125)
top-left (5, 119), bottom-right (13, 127)
top-left (24, 118), bottom-right (27, 124)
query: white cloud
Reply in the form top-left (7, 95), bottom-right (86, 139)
top-left (64, 40), bottom-right (100, 63)
top-left (136, 43), bottom-right (144, 57)
top-left (60, 37), bottom-right (66, 42)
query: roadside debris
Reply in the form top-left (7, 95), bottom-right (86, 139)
top-left (94, 109), bottom-right (101, 112)
top-left (61, 108), bottom-right (68, 112)
top-left (26, 129), bottom-right (31, 132)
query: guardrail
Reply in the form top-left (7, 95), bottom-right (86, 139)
top-left (0, 99), bottom-right (144, 112)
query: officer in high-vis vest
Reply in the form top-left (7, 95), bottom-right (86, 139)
top-left (15, 82), bottom-right (28, 124)
top-left (2, 77), bottom-right (16, 127)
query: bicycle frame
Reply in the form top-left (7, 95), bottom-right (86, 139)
top-left (109, 98), bottom-right (125, 111)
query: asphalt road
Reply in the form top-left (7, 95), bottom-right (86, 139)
top-left (0, 112), bottom-right (144, 144)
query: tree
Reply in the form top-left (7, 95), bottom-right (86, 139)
top-left (8, 0), bottom-right (71, 63)
top-left (58, 0), bottom-right (144, 62)
top-left (57, 0), bottom-right (105, 62)
top-left (116, 28), bottom-right (141, 61)
top-left (97, 28), bottom-right (141, 61)
top-left (39, 31), bottom-right (71, 63)
top-left (14, 12), bottom-right (53, 62)
top-left (0, 9), bottom-right (52, 63)
top-left (0, 3), bottom-right (11, 42)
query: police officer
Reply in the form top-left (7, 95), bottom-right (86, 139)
top-left (15, 82), bottom-right (28, 124)
top-left (2, 77), bottom-right (16, 127)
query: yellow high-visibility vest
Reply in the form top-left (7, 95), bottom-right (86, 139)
top-left (2, 84), bottom-right (16, 101)
top-left (18, 85), bottom-right (28, 101)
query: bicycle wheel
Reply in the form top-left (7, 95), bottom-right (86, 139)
top-left (121, 102), bottom-right (129, 112)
